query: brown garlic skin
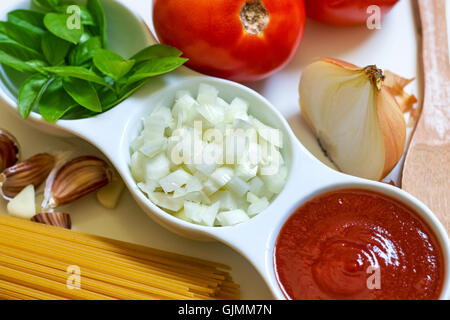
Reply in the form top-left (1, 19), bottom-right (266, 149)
top-left (0, 129), bottom-right (20, 172)
top-left (1, 153), bottom-right (55, 199)
top-left (49, 156), bottom-right (112, 208)
top-left (31, 212), bottom-right (72, 229)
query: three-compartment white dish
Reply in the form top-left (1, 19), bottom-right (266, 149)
top-left (0, 0), bottom-right (449, 299)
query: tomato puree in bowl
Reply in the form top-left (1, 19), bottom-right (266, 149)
top-left (274, 189), bottom-right (444, 300)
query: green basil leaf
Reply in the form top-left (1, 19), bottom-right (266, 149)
top-left (61, 105), bottom-right (97, 119)
top-left (7, 10), bottom-right (45, 34)
top-left (87, 0), bottom-right (107, 48)
top-left (0, 33), bottom-right (43, 61)
top-left (132, 44), bottom-right (182, 63)
top-left (100, 79), bottom-right (147, 112)
top-left (0, 21), bottom-right (43, 52)
top-left (26, 59), bottom-right (48, 74)
top-left (44, 65), bottom-right (108, 86)
top-left (93, 49), bottom-right (135, 81)
top-left (43, 13), bottom-right (83, 44)
top-left (56, 5), bottom-right (95, 26)
top-left (63, 77), bottom-right (102, 112)
top-left (127, 57), bottom-right (188, 84)
top-left (41, 32), bottom-right (71, 65)
top-left (0, 50), bottom-right (46, 74)
top-left (33, 0), bottom-right (61, 10)
top-left (18, 74), bottom-right (50, 119)
top-left (69, 36), bottom-right (101, 66)
top-left (38, 78), bottom-right (77, 122)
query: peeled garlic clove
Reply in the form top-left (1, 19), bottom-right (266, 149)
top-left (1, 153), bottom-right (55, 199)
top-left (0, 129), bottom-right (20, 172)
top-left (31, 212), bottom-right (72, 229)
top-left (7, 185), bottom-right (36, 219)
top-left (48, 156), bottom-right (112, 208)
top-left (299, 58), bottom-right (410, 181)
top-left (96, 178), bottom-right (125, 209)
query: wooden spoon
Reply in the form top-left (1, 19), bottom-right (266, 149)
top-left (402, 0), bottom-right (450, 234)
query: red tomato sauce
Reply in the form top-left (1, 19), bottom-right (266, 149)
top-left (274, 189), bottom-right (444, 300)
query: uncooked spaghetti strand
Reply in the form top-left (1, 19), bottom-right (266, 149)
top-left (0, 243), bottom-right (196, 300)
top-left (0, 215), bottom-right (229, 270)
top-left (0, 278), bottom-right (66, 300)
top-left (0, 243), bottom-right (198, 300)
top-left (0, 253), bottom-right (171, 300)
top-left (0, 264), bottom-right (113, 300)
top-left (0, 286), bottom-right (37, 300)
top-left (1, 224), bottom-right (225, 286)
top-left (0, 234), bottom-right (199, 298)
top-left (0, 232), bottom-right (209, 296)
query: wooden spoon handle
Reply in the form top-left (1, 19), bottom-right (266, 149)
top-left (402, 0), bottom-right (450, 233)
top-left (418, 0), bottom-right (450, 83)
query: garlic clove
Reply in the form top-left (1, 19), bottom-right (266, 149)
top-left (0, 129), bottom-right (20, 172)
top-left (96, 178), bottom-right (125, 209)
top-left (48, 156), bottom-right (112, 208)
top-left (1, 153), bottom-right (55, 199)
top-left (31, 212), bottom-right (71, 229)
top-left (7, 185), bottom-right (36, 219)
top-left (299, 58), bottom-right (410, 181)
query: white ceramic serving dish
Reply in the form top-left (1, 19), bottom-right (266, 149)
top-left (0, 0), bottom-right (448, 300)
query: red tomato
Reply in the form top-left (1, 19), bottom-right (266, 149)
top-left (153, 0), bottom-right (306, 82)
top-left (304, 0), bottom-right (398, 26)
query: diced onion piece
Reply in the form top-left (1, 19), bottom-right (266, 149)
top-left (184, 191), bottom-right (211, 205)
top-left (224, 98), bottom-right (249, 123)
top-left (197, 104), bottom-right (224, 126)
top-left (139, 137), bottom-right (167, 157)
top-left (130, 151), bottom-right (147, 182)
top-left (248, 197), bottom-right (269, 216)
top-left (174, 210), bottom-right (192, 222)
top-left (203, 179), bottom-right (221, 196)
top-left (235, 161), bottom-right (258, 182)
top-left (216, 209), bottom-right (249, 226)
top-left (251, 117), bottom-right (283, 148)
top-left (211, 167), bottom-right (234, 188)
top-left (184, 200), bottom-right (204, 223)
top-left (201, 201), bottom-right (220, 227)
top-left (211, 191), bottom-right (238, 211)
top-left (159, 169), bottom-right (192, 193)
top-left (247, 192), bottom-right (269, 216)
top-left (226, 176), bottom-right (249, 196)
top-left (138, 180), bottom-right (158, 196)
top-left (145, 153), bottom-right (171, 181)
top-left (197, 83), bottom-right (219, 106)
top-left (261, 166), bottom-right (287, 194)
top-left (149, 192), bottom-right (183, 212)
top-left (248, 176), bottom-right (264, 197)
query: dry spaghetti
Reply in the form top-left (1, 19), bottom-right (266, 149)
top-left (0, 215), bottom-right (240, 300)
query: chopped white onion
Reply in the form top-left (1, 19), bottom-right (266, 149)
top-left (216, 209), bottom-right (249, 226)
top-left (130, 84), bottom-right (288, 227)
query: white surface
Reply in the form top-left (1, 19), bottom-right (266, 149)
top-left (0, 0), bottom-right (424, 299)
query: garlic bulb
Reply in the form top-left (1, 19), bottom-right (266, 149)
top-left (299, 58), bottom-right (415, 181)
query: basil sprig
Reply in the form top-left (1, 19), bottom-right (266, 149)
top-left (0, 0), bottom-right (187, 122)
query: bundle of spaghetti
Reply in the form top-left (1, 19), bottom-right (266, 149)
top-left (0, 215), bottom-right (240, 300)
